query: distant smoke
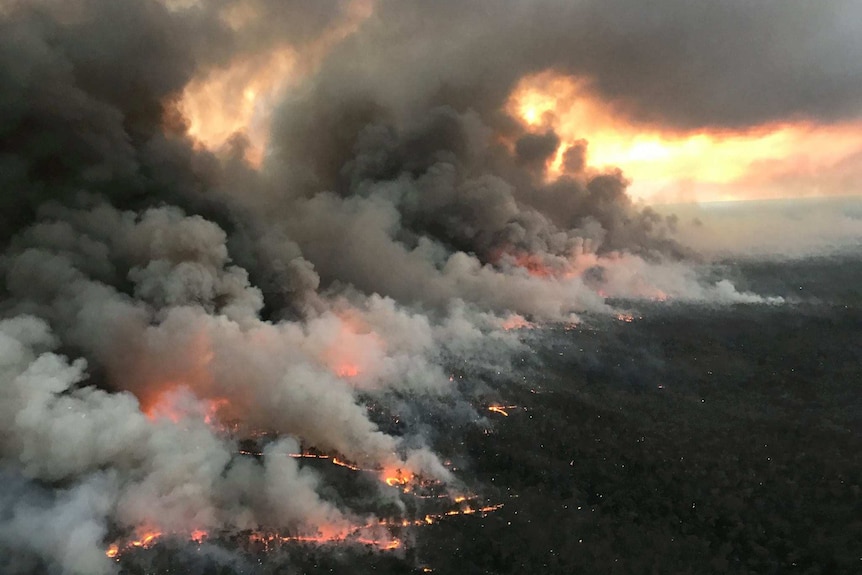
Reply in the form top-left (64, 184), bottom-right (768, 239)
top-left (0, 0), bottom-right (801, 572)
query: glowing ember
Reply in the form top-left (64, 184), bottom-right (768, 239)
top-left (288, 452), bottom-right (330, 459)
top-left (335, 364), bottom-right (361, 378)
top-left (384, 468), bottom-right (413, 487)
top-left (488, 405), bottom-right (518, 417)
top-left (131, 531), bottom-right (162, 548)
top-left (105, 447), bottom-right (505, 565)
top-left (247, 528), bottom-right (402, 552)
top-left (285, 452), bottom-right (371, 473)
top-left (107, 529), bottom-right (165, 557)
top-left (332, 457), bottom-right (362, 471)
top-left (142, 388), bottom-right (231, 431)
top-left (105, 498), bottom-right (505, 560)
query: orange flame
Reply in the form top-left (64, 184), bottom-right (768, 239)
top-left (104, 443), bottom-right (506, 565)
top-left (319, 309), bottom-right (387, 381)
top-left (488, 405), bottom-right (518, 417)
top-left (335, 364), bottom-right (361, 378)
top-left (141, 388), bottom-right (230, 429)
top-left (248, 528), bottom-right (402, 551)
top-left (501, 314), bottom-right (533, 331)
top-left (491, 248), bottom-right (579, 281)
top-left (130, 531), bottom-right (162, 548)
top-left (383, 468), bottom-right (413, 487)
top-left (103, 494), bottom-right (506, 560)
top-left (332, 457), bottom-right (362, 471)
top-left (509, 252), bottom-right (560, 278)
top-left (487, 406), bottom-right (509, 417)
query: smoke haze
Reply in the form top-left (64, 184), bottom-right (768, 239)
top-left (1, 1), bottom-right (860, 572)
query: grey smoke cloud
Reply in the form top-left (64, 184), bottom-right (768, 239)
top-left (283, 0), bottom-right (862, 131)
top-left (0, 1), bottom-right (808, 572)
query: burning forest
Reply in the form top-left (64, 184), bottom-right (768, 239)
top-left (1, 1), bottom-right (861, 574)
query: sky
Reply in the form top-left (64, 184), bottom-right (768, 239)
top-left (168, 0), bottom-right (862, 203)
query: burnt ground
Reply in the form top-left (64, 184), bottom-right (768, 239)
top-left (116, 255), bottom-right (862, 575)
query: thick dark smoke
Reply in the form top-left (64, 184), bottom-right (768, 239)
top-left (279, 0), bottom-right (861, 131)
top-left (0, 0), bottom-right (822, 573)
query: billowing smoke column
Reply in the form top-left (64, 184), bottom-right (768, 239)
top-left (0, 0), bottom-right (797, 572)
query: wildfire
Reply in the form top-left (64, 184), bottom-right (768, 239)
top-left (423, 503), bottom-right (505, 524)
top-left (108, 526), bottom-right (402, 560)
top-left (499, 251), bottom-right (576, 279)
top-left (318, 309), bottom-right (388, 383)
top-left (511, 253), bottom-right (557, 278)
top-left (105, 499), bottom-right (505, 562)
top-left (106, 439), bottom-right (505, 566)
top-left (501, 314), bottom-right (534, 331)
top-left (106, 528), bottom-right (165, 559)
top-left (248, 530), bottom-right (402, 551)
top-left (131, 532), bottom-right (162, 547)
top-left (488, 405), bottom-right (518, 417)
top-left (141, 387), bottom-right (231, 430)
top-left (335, 363), bottom-right (361, 378)
top-left (280, 451), bottom-right (423, 493)
top-left (383, 468), bottom-right (413, 487)
top-left (332, 457), bottom-right (362, 471)
top-left (652, 290), bottom-right (669, 302)
top-left (279, 451), bottom-right (369, 473)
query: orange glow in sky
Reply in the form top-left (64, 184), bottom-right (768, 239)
top-left (178, 47), bottom-right (298, 166)
top-left (174, 0), bottom-right (375, 166)
top-left (507, 71), bottom-right (862, 203)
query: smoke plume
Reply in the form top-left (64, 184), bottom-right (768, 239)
top-left (0, 0), bottom-right (821, 572)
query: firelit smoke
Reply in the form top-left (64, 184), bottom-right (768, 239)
top-left (0, 0), bottom-right (822, 573)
